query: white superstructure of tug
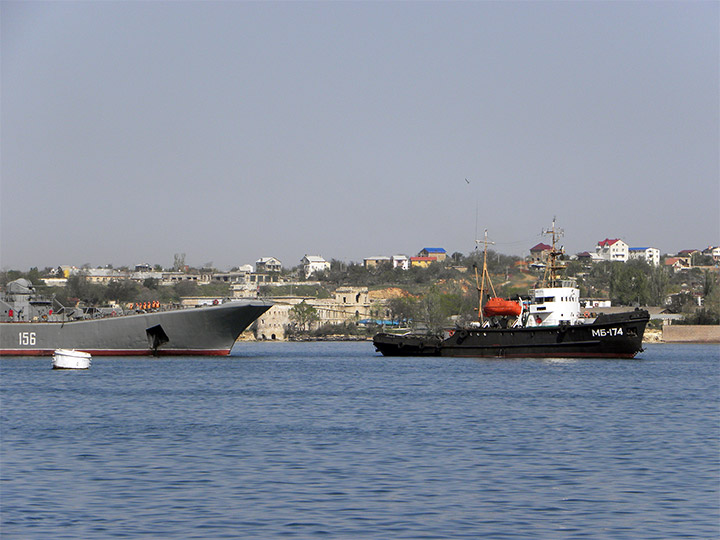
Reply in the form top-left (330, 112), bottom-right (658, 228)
top-left (521, 219), bottom-right (585, 328)
top-left (525, 280), bottom-right (583, 327)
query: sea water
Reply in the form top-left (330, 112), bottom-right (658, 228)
top-left (1, 343), bottom-right (718, 539)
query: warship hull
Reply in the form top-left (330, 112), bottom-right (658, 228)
top-left (0, 301), bottom-right (272, 356)
top-left (374, 310), bottom-right (650, 359)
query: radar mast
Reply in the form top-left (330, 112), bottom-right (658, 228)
top-left (540, 217), bottom-right (567, 288)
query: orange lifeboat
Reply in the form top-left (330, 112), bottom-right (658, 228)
top-left (483, 297), bottom-right (522, 317)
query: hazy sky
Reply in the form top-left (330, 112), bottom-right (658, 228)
top-left (2, 1), bottom-right (718, 271)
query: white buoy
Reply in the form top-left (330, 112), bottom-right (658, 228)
top-left (52, 349), bottom-right (92, 369)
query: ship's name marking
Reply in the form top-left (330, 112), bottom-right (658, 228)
top-left (591, 328), bottom-right (624, 337)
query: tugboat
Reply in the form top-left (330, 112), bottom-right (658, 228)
top-left (374, 220), bottom-right (650, 358)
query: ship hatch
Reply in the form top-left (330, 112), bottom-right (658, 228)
top-left (146, 324), bottom-right (169, 353)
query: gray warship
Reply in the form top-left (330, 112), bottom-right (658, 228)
top-left (0, 278), bottom-right (272, 356)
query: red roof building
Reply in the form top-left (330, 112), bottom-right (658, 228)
top-left (529, 243), bottom-right (552, 263)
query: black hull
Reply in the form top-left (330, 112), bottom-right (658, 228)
top-left (374, 309), bottom-right (650, 359)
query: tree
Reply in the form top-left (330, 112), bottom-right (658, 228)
top-left (419, 287), bottom-right (451, 334)
top-left (289, 301), bottom-right (318, 332)
top-left (387, 296), bottom-right (418, 326)
top-left (106, 280), bottom-right (140, 302)
top-left (143, 277), bottom-right (159, 290)
top-left (702, 270), bottom-right (716, 298)
top-left (691, 253), bottom-right (714, 267)
top-left (174, 281), bottom-right (199, 298)
top-left (563, 260), bottom-right (584, 277)
top-left (648, 266), bottom-right (670, 306)
top-left (173, 253), bottom-right (186, 272)
top-left (610, 262), bottom-right (650, 306)
top-left (64, 275), bottom-right (105, 305)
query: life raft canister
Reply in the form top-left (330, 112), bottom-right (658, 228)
top-left (483, 297), bottom-right (522, 317)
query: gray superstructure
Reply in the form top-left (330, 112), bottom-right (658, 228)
top-left (1, 279), bottom-right (271, 356)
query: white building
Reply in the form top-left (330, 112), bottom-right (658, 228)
top-left (392, 255), bottom-right (410, 270)
top-left (254, 287), bottom-right (372, 340)
top-left (702, 246), bottom-right (720, 263)
top-left (628, 247), bottom-right (660, 266)
top-left (256, 257), bottom-right (282, 273)
top-left (301, 255), bottom-right (331, 278)
top-left (595, 238), bottom-right (629, 262)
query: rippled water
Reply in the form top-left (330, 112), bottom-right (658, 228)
top-left (1, 343), bottom-right (718, 539)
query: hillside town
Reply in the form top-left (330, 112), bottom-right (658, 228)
top-left (4, 238), bottom-right (719, 341)
top-left (35, 241), bottom-right (720, 288)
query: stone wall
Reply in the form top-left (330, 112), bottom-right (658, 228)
top-left (663, 325), bottom-right (720, 343)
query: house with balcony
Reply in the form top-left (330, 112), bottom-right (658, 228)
top-left (628, 247), bottom-right (660, 266)
top-left (256, 257), bottom-right (282, 273)
top-left (595, 238), bottom-right (629, 262)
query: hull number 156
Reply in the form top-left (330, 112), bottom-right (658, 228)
top-left (19, 332), bottom-right (36, 345)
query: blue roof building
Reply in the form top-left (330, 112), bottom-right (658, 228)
top-left (418, 247), bottom-right (447, 261)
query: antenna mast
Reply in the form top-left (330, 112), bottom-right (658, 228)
top-left (476, 229), bottom-right (497, 324)
top-left (540, 217), bottom-right (565, 287)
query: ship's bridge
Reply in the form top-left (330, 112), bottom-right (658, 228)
top-left (527, 282), bottom-right (582, 327)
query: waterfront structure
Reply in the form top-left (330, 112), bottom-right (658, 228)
top-left (254, 287), bottom-right (372, 340)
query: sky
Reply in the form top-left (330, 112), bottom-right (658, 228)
top-left (2, 1), bottom-right (718, 271)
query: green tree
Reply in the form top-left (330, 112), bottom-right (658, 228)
top-left (174, 281), bottom-right (199, 298)
top-left (387, 296), bottom-right (418, 326)
top-left (563, 260), bottom-right (584, 277)
top-left (419, 289), bottom-right (446, 334)
top-left (418, 287), bottom-right (470, 334)
top-left (610, 261), bottom-right (650, 306)
top-left (702, 270), bottom-right (716, 298)
top-left (702, 280), bottom-right (720, 320)
top-left (289, 301), bottom-right (319, 332)
top-left (648, 265), bottom-right (671, 306)
top-left (143, 277), bottom-right (159, 290)
top-left (106, 280), bottom-right (140, 302)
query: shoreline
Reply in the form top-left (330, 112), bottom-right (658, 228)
top-left (239, 326), bottom-right (720, 345)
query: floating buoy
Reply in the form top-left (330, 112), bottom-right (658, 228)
top-left (52, 349), bottom-right (91, 370)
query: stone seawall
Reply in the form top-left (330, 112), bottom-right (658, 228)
top-left (663, 325), bottom-right (720, 343)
